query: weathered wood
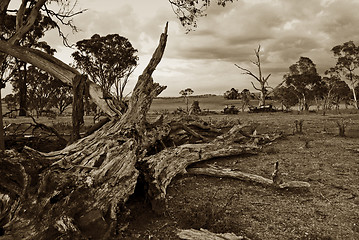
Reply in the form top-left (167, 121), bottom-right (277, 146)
top-left (0, 21), bottom-right (287, 240)
top-left (177, 228), bottom-right (246, 240)
top-left (278, 181), bottom-right (311, 189)
top-left (171, 122), bottom-right (210, 141)
top-left (0, 23), bottom-right (169, 240)
top-left (187, 164), bottom-right (310, 191)
top-left (139, 143), bottom-right (259, 211)
top-left (187, 165), bottom-right (273, 186)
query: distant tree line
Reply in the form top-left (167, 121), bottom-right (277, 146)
top-left (228, 41), bottom-right (359, 112)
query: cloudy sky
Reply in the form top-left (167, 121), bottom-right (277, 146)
top-left (6, 0), bottom-right (359, 97)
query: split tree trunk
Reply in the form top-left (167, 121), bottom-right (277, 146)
top-left (0, 23), bottom-right (169, 240)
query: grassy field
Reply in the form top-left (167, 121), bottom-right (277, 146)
top-left (2, 97), bottom-right (359, 239)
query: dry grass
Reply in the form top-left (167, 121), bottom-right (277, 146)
top-left (123, 111), bottom-right (359, 240)
top-left (3, 99), bottom-right (359, 239)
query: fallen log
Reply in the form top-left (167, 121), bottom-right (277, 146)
top-left (177, 228), bottom-right (247, 240)
top-left (187, 165), bottom-right (310, 191)
top-left (187, 165), bottom-right (273, 186)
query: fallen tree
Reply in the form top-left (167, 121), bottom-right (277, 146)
top-left (0, 19), bottom-right (296, 239)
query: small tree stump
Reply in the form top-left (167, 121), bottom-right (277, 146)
top-left (294, 119), bottom-right (304, 134)
top-left (336, 119), bottom-right (346, 137)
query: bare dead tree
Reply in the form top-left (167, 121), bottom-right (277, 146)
top-left (235, 45), bottom-right (273, 106)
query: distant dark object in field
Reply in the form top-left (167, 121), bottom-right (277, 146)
top-left (248, 104), bottom-right (277, 113)
top-left (223, 105), bottom-right (239, 114)
top-left (294, 119), bottom-right (304, 134)
top-left (189, 101), bottom-right (201, 115)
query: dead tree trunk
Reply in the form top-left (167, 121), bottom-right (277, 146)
top-left (0, 23), bottom-right (169, 240)
top-left (0, 24), bottom-right (283, 240)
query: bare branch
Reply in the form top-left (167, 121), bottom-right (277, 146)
top-left (264, 73), bottom-right (271, 82)
top-left (251, 81), bottom-right (260, 91)
top-left (42, 3), bottom-right (87, 47)
top-left (234, 63), bottom-right (260, 82)
top-left (9, 0), bottom-right (47, 44)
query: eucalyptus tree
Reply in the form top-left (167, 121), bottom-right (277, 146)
top-left (49, 80), bottom-right (72, 115)
top-left (72, 34), bottom-right (138, 106)
top-left (322, 67), bottom-right (351, 112)
top-left (273, 85), bottom-right (299, 111)
top-left (331, 41), bottom-right (359, 109)
top-left (224, 87), bottom-right (239, 99)
top-left (180, 88), bottom-right (194, 113)
top-left (283, 57), bottom-right (322, 111)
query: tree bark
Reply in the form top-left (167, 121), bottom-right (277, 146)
top-left (71, 74), bottom-right (86, 142)
top-left (18, 62), bottom-right (28, 116)
top-left (0, 87), bottom-right (5, 150)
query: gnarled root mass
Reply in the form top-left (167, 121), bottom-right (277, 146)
top-left (0, 116), bottom-right (278, 239)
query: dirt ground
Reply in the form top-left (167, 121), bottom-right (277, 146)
top-left (3, 110), bottom-right (359, 239)
top-left (120, 111), bottom-right (359, 240)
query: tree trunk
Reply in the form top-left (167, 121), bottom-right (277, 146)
top-left (71, 74), bottom-right (86, 142)
top-left (0, 23), bottom-right (169, 240)
top-left (0, 87), bottom-right (5, 150)
top-left (259, 83), bottom-right (266, 106)
top-left (351, 86), bottom-right (358, 109)
top-left (18, 63), bottom-right (27, 116)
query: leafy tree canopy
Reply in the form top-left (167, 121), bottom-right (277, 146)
top-left (224, 87), bottom-right (239, 99)
top-left (331, 40), bottom-right (359, 72)
top-left (284, 57), bottom-right (322, 94)
top-left (331, 41), bottom-right (359, 108)
top-left (72, 34), bottom-right (138, 97)
top-left (179, 88), bottom-right (194, 96)
top-left (169, 0), bottom-right (235, 30)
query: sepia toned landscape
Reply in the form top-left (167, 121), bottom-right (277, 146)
top-left (1, 0), bottom-right (359, 239)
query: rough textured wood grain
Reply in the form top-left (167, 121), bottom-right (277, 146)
top-left (139, 142), bottom-right (259, 211)
top-left (0, 21), bottom-right (287, 239)
top-left (187, 165), bottom-right (273, 186)
top-left (187, 165), bottom-right (310, 191)
top-left (177, 228), bottom-right (246, 240)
